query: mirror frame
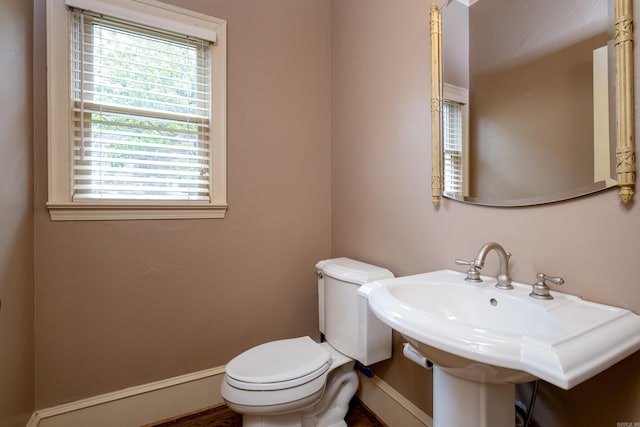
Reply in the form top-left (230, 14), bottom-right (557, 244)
top-left (431, 0), bottom-right (636, 206)
top-left (431, 3), bottom-right (444, 207)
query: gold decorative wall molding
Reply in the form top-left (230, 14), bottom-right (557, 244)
top-left (615, 0), bottom-right (636, 203)
top-left (430, 3), bottom-right (443, 207)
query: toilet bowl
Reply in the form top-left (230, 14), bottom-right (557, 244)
top-left (220, 258), bottom-right (394, 427)
top-left (222, 337), bottom-right (357, 426)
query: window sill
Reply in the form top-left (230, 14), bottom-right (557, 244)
top-left (46, 202), bottom-right (228, 221)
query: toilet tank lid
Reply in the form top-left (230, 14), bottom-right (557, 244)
top-left (316, 257), bottom-right (394, 285)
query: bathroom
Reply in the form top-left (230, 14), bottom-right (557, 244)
top-left (1, 0), bottom-right (639, 426)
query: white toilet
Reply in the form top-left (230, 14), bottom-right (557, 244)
top-left (221, 257), bottom-right (394, 427)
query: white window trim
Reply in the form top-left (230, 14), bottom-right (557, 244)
top-left (443, 82), bottom-right (470, 198)
top-left (46, 0), bottom-right (227, 220)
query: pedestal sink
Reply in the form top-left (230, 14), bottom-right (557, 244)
top-left (359, 269), bottom-right (640, 427)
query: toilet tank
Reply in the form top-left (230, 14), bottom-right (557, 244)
top-left (316, 257), bottom-right (394, 366)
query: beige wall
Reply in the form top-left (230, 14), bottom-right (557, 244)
top-left (442, 1), bottom-right (468, 89)
top-left (331, 0), bottom-right (640, 426)
top-left (469, 0), bottom-right (609, 200)
top-left (16, 0), bottom-right (640, 425)
top-left (33, 0), bottom-right (332, 408)
top-left (0, 0), bottom-right (35, 426)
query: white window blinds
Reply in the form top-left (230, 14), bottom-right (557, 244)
top-left (70, 9), bottom-right (212, 201)
top-left (443, 99), bottom-right (463, 196)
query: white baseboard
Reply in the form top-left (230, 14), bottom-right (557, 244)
top-left (28, 367), bottom-right (226, 427)
top-left (357, 372), bottom-right (433, 427)
top-left (27, 367), bottom-right (431, 427)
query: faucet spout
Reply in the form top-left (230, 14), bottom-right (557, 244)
top-left (473, 242), bottom-right (513, 290)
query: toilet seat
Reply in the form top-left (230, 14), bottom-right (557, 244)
top-left (222, 337), bottom-right (340, 413)
top-left (225, 337), bottom-right (332, 392)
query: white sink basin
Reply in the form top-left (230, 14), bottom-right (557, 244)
top-left (363, 269), bottom-right (640, 389)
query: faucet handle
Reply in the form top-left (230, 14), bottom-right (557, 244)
top-left (538, 273), bottom-right (564, 286)
top-left (455, 259), bottom-right (482, 283)
top-left (530, 273), bottom-right (565, 300)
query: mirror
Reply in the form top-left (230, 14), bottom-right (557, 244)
top-left (430, 0), bottom-right (635, 207)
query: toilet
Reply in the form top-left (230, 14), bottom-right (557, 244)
top-left (220, 257), bottom-right (394, 427)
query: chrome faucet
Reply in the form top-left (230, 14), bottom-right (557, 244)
top-left (456, 242), bottom-right (513, 290)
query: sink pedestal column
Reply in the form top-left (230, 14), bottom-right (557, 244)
top-left (433, 367), bottom-right (515, 427)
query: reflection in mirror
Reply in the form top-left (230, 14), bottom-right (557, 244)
top-left (435, 0), bottom-right (635, 206)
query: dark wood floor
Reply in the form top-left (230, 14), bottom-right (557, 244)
top-left (144, 398), bottom-right (386, 427)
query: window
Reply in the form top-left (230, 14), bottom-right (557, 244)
top-left (46, 0), bottom-right (227, 220)
top-left (442, 83), bottom-right (469, 198)
top-left (443, 100), bottom-right (464, 196)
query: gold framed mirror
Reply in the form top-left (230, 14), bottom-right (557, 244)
top-left (431, 0), bottom-right (635, 207)
top-left (431, 3), bottom-right (444, 207)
